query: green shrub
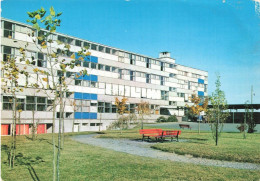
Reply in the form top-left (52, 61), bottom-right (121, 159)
top-left (167, 115), bottom-right (178, 122)
top-left (156, 116), bottom-right (167, 122)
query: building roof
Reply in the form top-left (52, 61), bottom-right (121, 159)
top-left (208, 104), bottom-right (260, 110)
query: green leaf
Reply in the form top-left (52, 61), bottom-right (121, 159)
top-left (26, 19), bottom-right (30, 22)
top-left (50, 6), bottom-right (55, 16)
top-left (56, 12), bottom-right (62, 17)
top-left (40, 7), bottom-right (45, 13)
top-left (32, 23), bottom-right (40, 31)
top-left (27, 12), bottom-right (34, 18)
top-left (35, 14), bottom-right (41, 20)
top-left (50, 26), bottom-right (56, 33)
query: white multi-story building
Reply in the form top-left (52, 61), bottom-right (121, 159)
top-left (1, 18), bottom-right (208, 135)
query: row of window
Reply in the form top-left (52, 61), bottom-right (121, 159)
top-left (2, 20), bottom-right (178, 71)
top-left (2, 96), bottom-right (52, 111)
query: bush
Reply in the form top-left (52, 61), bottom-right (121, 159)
top-left (167, 115), bottom-right (178, 122)
top-left (156, 116), bottom-right (167, 123)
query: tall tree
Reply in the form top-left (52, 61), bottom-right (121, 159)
top-left (207, 75), bottom-right (230, 146)
top-left (186, 94), bottom-right (208, 134)
top-left (25, 7), bottom-right (89, 180)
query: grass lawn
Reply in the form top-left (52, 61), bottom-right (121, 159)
top-left (1, 132), bottom-right (260, 181)
top-left (98, 126), bottom-right (260, 164)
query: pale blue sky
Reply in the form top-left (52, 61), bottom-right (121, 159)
top-left (2, 0), bottom-right (260, 104)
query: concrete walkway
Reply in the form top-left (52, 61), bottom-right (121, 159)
top-left (71, 134), bottom-right (260, 170)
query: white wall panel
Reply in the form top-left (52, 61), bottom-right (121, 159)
top-left (125, 86), bottom-right (130, 96)
top-left (105, 83), bottom-right (111, 95)
top-left (119, 85), bottom-right (124, 96)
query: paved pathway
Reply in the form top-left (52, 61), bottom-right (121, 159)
top-left (71, 134), bottom-right (260, 170)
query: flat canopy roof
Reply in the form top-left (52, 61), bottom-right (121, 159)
top-left (208, 104), bottom-right (260, 110)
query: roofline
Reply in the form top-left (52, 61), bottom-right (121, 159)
top-left (1, 17), bottom-right (208, 73)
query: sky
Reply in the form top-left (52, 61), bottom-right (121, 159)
top-left (1, 0), bottom-right (260, 104)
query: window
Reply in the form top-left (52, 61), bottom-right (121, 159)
top-left (2, 46), bottom-right (11, 62)
top-left (98, 64), bottom-right (104, 70)
top-left (177, 93), bottom-right (185, 98)
top-left (130, 54), bottom-right (136, 65)
top-left (75, 80), bottom-right (82, 86)
top-left (146, 74), bottom-right (151, 83)
top-left (90, 82), bottom-right (97, 88)
top-left (75, 40), bottom-right (82, 47)
top-left (91, 63), bottom-right (97, 69)
top-left (26, 96), bottom-right (35, 111)
top-left (37, 97), bottom-right (46, 111)
top-left (82, 123), bottom-right (88, 126)
top-left (112, 104), bottom-right (117, 113)
top-left (161, 91), bottom-right (169, 100)
top-left (169, 64), bottom-right (175, 68)
top-left (112, 67), bottom-right (118, 73)
top-left (105, 48), bottom-right (111, 54)
top-left (67, 38), bottom-right (74, 45)
top-left (118, 69), bottom-right (123, 79)
top-left (169, 73), bottom-right (175, 78)
top-left (90, 123), bottom-right (96, 126)
top-left (66, 112), bottom-right (73, 118)
top-left (91, 44), bottom-right (97, 50)
top-left (169, 101), bottom-right (177, 106)
top-left (130, 71), bottom-right (135, 81)
top-left (83, 42), bottom-right (90, 48)
top-left (99, 46), bottom-right (104, 52)
top-left (112, 49), bottom-right (118, 55)
top-left (105, 65), bottom-right (111, 71)
top-left (130, 104), bottom-right (136, 113)
top-left (160, 62), bottom-right (165, 71)
top-left (3, 96), bottom-right (13, 110)
top-left (37, 52), bottom-right (47, 67)
top-left (58, 35), bottom-right (67, 43)
top-left (3, 21), bottom-right (13, 38)
top-left (75, 59), bottom-right (82, 67)
top-left (98, 102), bottom-right (105, 113)
top-left (146, 58), bottom-right (151, 68)
top-left (82, 61), bottom-right (89, 68)
top-left (105, 103), bottom-right (111, 113)
top-left (169, 87), bottom-right (176, 92)
top-left (160, 76), bottom-right (165, 85)
top-left (91, 102), bottom-right (97, 106)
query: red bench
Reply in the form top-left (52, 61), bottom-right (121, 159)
top-left (139, 129), bottom-right (181, 142)
top-left (161, 130), bottom-right (181, 142)
top-left (139, 129), bottom-right (162, 141)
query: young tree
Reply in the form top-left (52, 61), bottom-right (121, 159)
top-left (136, 101), bottom-right (151, 129)
top-left (186, 94), bottom-right (208, 134)
top-left (115, 97), bottom-right (129, 133)
top-left (207, 75), bottom-right (230, 146)
top-left (1, 52), bottom-right (28, 168)
top-left (25, 7), bottom-right (89, 180)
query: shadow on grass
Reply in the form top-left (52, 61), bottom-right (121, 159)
top-left (1, 145), bottom-right (44, 181)
top-left (15, 152), bottom-right (44, 181)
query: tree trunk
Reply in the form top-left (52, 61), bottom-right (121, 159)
top-left (52, 100), bottom-right (56, 181)
top-left (56, 85), bottom-right (63, 181)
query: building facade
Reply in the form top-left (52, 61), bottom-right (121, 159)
top-left (1, 18), bottom-right (208, 135)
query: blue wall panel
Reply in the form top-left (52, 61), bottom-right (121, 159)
top-left (198, 91), bottom-right (204, 96)
top-left (74, 92), bottom-right (83, 99)
top-left (75, 53), bottom-right (98, 63)
top-left (82, 75), bottom-right (98, 82)
top-left (74, 112), bottom-right (82, 119)
top-left (198, 79), bottom-right (204, 84)
top-left (75, 92), bottom-right (98, 100)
